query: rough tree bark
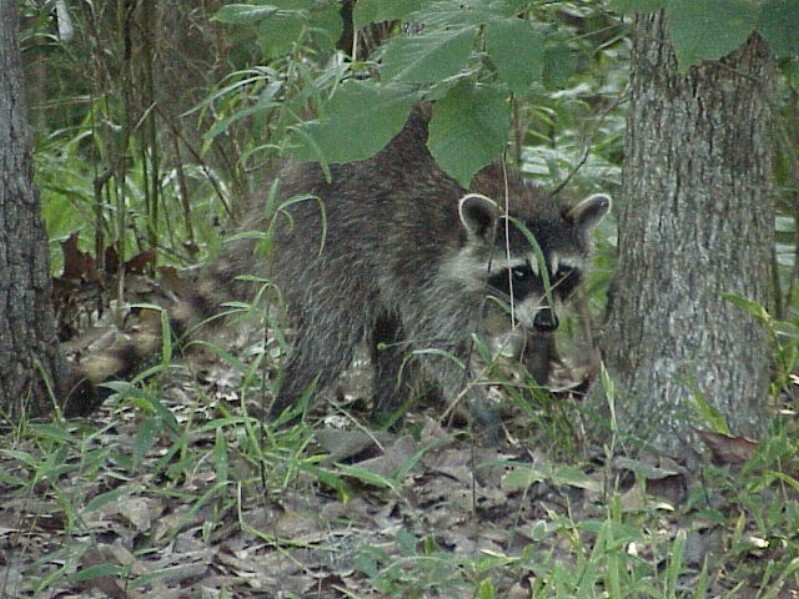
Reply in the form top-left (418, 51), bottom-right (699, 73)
top-left (0, 2), bottom-right (69, 417)
top-left (593, 12), bottom-right (777, 458)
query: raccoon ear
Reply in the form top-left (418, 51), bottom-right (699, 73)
top-left (567, 193), bottom-right (611, 231)
top-left (459, 193), bottom-right (499, 239)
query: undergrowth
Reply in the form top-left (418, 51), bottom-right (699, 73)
top-left (3, 2), bottom-right (797, 598)
top-left (3, 366), bottom-right (799, 596)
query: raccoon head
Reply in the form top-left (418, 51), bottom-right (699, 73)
top-left (456, 191), bottom-right (611, 334)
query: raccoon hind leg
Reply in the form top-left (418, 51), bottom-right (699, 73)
top-left (269, 304), bottom-right (369, 421)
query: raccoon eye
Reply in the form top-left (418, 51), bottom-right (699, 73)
top-left (553, 265), bottom-right (581, 297)
top-left (555, 265), bottom-right (573, 279)
top-left (487, 264), bottom-right (536, 299)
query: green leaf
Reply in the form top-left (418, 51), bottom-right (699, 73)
top-left (354, 552), bottom-right (380, 578)
top-left (428, 83), bottom-right (509, 185)
top-left (486, 18), bottom-right (544, 94)
top-left (204, 100), bottom-right (279, 143)
top-left (666, 0), bottom-right (760, 70)
top-left (353, 0), bottom-right (426, 28)
top-left (666, 529), bottom-right (687, 597)
top-left (301, 464), bottom-right (352, 499)
top-left (476, 578), bottom-right (496, 599)
top-left (759, 0), bottom-right (799, 58)
top-left (721, 292), bottom-right (771, 323)
top-left (381, 26), bottom-right (478, 83)
top-left (607, 0), bottom-right (666, 13)
top-left (217, 1), bottom-right (341, 59)
top-left (134, 415), bottom-right (160, 466)
top-left (503, 466), bottom-right (546, 489)
top-left (543, 42), bottom-right (578, 88)
top-left (214, 4), bottom-right (281, 24)
top-left (67, 564), bottom-right (126, 583)
top-left (291, 81), bottom-right (418, 164)
top-left (84, 487), bottom-right (131, 512)
top-left (551, 465), bottom-right (601, 491)
top-left (333, 463), bottom-right (400, 489)
top-left (254, 18), bottom-right (299, 58)
top-left (310, 3), bottom-right (345, 49)
top-left (689, 390), bottom-right (730, 434)
top-left (408, 0), bottom-right (520, 29)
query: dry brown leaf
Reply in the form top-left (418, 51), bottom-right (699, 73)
top-left (613, 455), bottom-right (687, 480)
top-left (60, 231), bottom-right (98, 281)
top-left (348, 434), bottom-right (419, 479)
top-left (78, 545), bottom-right (128, 599)
top-left (620, 484), bottom-right (647, 511)
top-left (125, 248), bottom-right (156, 274)
top-left (316, 428), bottom-right (394, 464)
top-left (695, 429), bottom-right (760, 465)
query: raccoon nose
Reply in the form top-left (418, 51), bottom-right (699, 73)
top-left (533, 308), bottom-right (559, 333)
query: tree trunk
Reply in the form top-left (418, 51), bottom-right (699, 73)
top-left (0, 2), bottom-right (69, 418)
top-left (594, 12), bottom-right (777, 458)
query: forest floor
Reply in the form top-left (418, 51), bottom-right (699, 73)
top-left (1, 269), bottom-right (798, 598)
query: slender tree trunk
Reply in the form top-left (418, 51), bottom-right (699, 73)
top-left (593, 12), bottom-right (777, 458)
top-left (0, 2), bottom-right (69, 417)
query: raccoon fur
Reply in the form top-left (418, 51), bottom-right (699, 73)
top-left (68, 107), bottom-right (610, 443)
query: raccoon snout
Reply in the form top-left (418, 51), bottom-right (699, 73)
top-left (533, 308), bottom-right (559, 333)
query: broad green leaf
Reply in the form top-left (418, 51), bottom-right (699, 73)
top-left (291, 81), bottom-right (418, 164)
top-left (666, 0), bottom-right (760, 70)
top-left (552, 465), bottom-right (601, 491)
top-left (607, 0), bottom-right (666, 13)
top-left (216, 1), bottom-right (340, 58)
top-left (503, 466), bottom-right (546, 489)
top-left (256, 18), bottom-right (303, 60)
top-left (214, 4), bottom-right (281, 24)
top-left (759, 0), bottom-right (799, 58)
top-left (312, 3), bottom-right (345, 49)
top-left (428, 83), bottom-right (509, 185)
top-left (84, 487), bottom-right (131, 512)
top-left (255, 3), bottom-right (342, 58)
top-left (543, 42), bottom-right (578, 88)
top-left (408, 0), bottom-right (521, 29)
top-left (353, 0), bottom-right (426, 28)
top-left (486, 18), bottom-right (544, 94)
top-left (270, 0), bottom-right (313, 8)
top-left (381, 26), bottom-right (478, 83)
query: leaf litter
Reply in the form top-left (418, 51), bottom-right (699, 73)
top-left (1, 243), bottom-right (798, 597)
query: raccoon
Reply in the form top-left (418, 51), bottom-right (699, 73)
top-left (198, 107), bottom-right (610, 442)
top-left (68, 107), bottom-right (609, 443)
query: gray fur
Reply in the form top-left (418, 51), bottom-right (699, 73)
top-left (197, 109), bottom-right (611, 442)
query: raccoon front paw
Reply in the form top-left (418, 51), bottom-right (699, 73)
top-left (466, 391), bottom-right (505, 445)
